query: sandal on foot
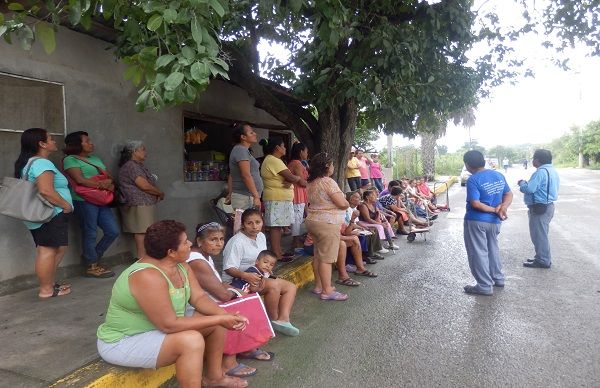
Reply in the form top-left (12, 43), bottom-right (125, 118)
top-left (85, 264), bottom-right (115, 278)
top-left (355, 270), bottom-right (378, 278)
top-left (54, 282), bottom-right (71, 291)
top-left (320, 291), bottom-right (348, 301)
top-left (363, 257), bottom-right (378, 264)
top-left (271, 320), bottom-right (300, 336)
top-left (335, 278), bottom-right (361, 287)
top-left (310, 288), bottom-right (322, 296)
top-left (238, 348), bottom-right (275, 361)
top-left (202, 376), bottom-right (248, 388)
top-left (39, 287), bottom-right (71, 299)
top-left (225, 363), bottom-right (257, 378)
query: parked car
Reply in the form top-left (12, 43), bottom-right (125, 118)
top-left (460, 166), bottom-right (471, 186)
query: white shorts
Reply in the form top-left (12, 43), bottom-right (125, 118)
top-left (97, 330), bottom-right (166, 369)
top-left (263, 200), bottom-right (293, 227)
top-left (290, 203), bottom-right (306, 236)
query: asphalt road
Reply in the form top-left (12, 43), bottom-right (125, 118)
top-left (238, 167), bottom-right (600, 388)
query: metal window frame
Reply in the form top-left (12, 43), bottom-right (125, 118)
top-left (0, 71), bottom-right (67, 136)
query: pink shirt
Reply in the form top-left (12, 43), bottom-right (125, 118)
top-left (357, 157), bottom-right (369, 179)
top-left (370, 162), bottom-right (383, 179)
top-left (306, 177), bottom-right (345, 224)
top-left (287, 159), bottom-right (308, 204)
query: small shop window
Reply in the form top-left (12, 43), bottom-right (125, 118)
top-left (0, 72), bottom-right (65, 135)
top-left (183, 114), bottom-right (231, 182)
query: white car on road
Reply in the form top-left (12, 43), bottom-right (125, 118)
top-left (460, 166), bottom-right (471, 186)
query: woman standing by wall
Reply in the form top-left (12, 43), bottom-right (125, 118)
top-left (369, 154), bottom-right (385, 192)
top-left (118, 141), bottom-right (164, 259)
top-left (14, 128), bottom-right (74, 298)
top-left (305, 152), bottom-right (350, 301)
top-left (287, 142), bottom-right (309, 250)
top-left (63, 131), bottom-right (118, 278)
top-left (259, 137), bottom-right (307, 261)
top-left (227, 123), bottom-right (263, 211)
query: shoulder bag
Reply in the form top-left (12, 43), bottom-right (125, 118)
top-left (64, 156), bottom-right (114, 206)
top-left (0, 158), bottom-right (55, 222)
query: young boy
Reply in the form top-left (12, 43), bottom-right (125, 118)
top-left (230, 250), bottom-right (277, 293)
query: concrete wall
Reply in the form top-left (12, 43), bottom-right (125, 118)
top-left (0, 24), bottom-right (284, 290)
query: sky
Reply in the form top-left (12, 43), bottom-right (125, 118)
top-left (257, 1), bottom-right (600, 154)
top-left (378, 0), bottom-right (600, 152)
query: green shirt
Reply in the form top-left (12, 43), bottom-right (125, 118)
top-left (97, 262), bottom-right (191, 343)
top-left (63, 155), bottom-right (107, 201)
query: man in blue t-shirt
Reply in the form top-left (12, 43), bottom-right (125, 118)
top-left (463, 150), bottom-right (513, 295)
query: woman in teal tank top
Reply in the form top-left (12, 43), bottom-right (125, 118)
top-left (97, 220), bottom-right (249, 388)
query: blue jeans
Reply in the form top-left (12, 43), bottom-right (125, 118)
top-left (74, 200), bottom-right (120, 265)
top-left (372, 178), bottom-right (384, 192)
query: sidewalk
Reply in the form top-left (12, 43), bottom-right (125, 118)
top-left (0, 178), bottom-right (455, 387)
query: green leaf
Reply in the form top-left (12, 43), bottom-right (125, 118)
top-left (80, 11), bottom-right (92, 30)
top-left (8, 3), bottom-right (25, 11)
top-left (69, 1), bottom-right (82, 25)
top-left (289, 0), bottom-right (302, 13)
top-left (164, 72), bottom-right (184, 90)
top-left (208, 0), bottom-right (225, 17)
top-left (16, 25), bottom-right (34, 50)
top-left (0, 13), bottom-right (5, 25)
top-left (428, 76), bottom-right (435, 83)
top-left (36, 22), bottom-right (56, 54)
top-left (190, 0), bottom-right (208, 7)
top-left (147, 14), bottom-right (163, 31)
top-left (163, 9), bottom-right (177, 23)
top-left (155, 54), bottom-right (176, 68)
top-left (190, 62), bottom-right (209, 83)
top-left (124, 65), bottom-right (143, 86)
top-left (191, 17), bottom-right (202, 46)
top-left (136, 90), bottom-right (151, 111)
top-left (181, 46), bottom-right (195, 60)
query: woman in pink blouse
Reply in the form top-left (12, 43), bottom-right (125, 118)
top-left (369, 153), bottom-right (384, 192)
top-left (305, 153), bottom-right (350, 301)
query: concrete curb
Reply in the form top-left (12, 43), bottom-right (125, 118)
top-left (433, 176), bottom-right (457, 195)
top-left (52, 257), bottom-right (315, 387)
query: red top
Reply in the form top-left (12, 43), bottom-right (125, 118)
top-left (287, 159), bottom-right (308, 204)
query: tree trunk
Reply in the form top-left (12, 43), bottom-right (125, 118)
top-left (421, 132), bottom-right (437, 181)
top-left (317, 99), bottom-right (358, 187)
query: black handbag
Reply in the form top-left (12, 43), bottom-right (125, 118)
top-left (528, 169), bottom-right (550, 215)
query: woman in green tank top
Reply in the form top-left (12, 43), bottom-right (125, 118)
top-left (97, 220), bottom-right (249, 388)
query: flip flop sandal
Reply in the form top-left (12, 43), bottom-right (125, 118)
top-left (335, 278), bottom-right (361, 287)
top-left (225, 363), bottom-right (257, 378)
top-left (320, 291), bottom-right (348, 301)
top-left (39, 286), bottom-right (71, 299)
top-left (237, 348), bottom-right (275, 361)
top-left (363, 257), bottom-right (378, 264)
top-left (310, 288), bottom-right (322, 296)
top-left (354, 270), bottom-right (378, 278)
top-left (54, 283), bottom-right (71, 291)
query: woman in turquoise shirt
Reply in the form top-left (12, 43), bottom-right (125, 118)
top-left (14, 128), bottom-right (74, 298)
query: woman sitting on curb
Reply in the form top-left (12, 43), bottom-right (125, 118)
top-left (96, 220), bottom-right (249, 388)
top-left (188, 222), bottom-right (279, 377)
top-left (222, 209), bottom-right (300, 337)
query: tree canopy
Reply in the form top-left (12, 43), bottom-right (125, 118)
top-left (2, 0), bottom-right (599, 180)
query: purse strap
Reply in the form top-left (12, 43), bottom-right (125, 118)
top-left (69, 155), bottom-right (107, 175)
top-left (22, 157), bottom-right (42, 181)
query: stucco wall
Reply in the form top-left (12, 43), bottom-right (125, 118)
top-left (0, 24), bottom-right (283, 288)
